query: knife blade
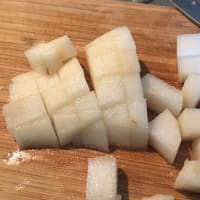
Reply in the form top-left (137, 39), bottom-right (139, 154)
top-left (170, 0), bottom-right (200, 26)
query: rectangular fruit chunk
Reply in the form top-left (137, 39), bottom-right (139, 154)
top-left (82, 120), bottom-right (109, 152)
top-left (128, 99), bottom-right (149, 150)
top-left (141, 194), bottom-right (174, 200)
top-left (58, 58), bottom-right (89, 100)
top-left (192, 138), bottom-right (200, 160)
top-left (9, 80), bottom-right (38, 101)
top-left (103, 103), bottom-right (131, 149)
top-left (174, 160), bottom-right (200, 192)
top-left (182, 75), bottom-right (200, 108)
top-left (142, 73), bottom-right (183, 116)
top-left (177, 34), bottom-right (200, 82)
top-left (94, 75), bottom-right (125, 109)
top-left (75, 92), bottom-right (102, 128)
top-left (149, 110), bottom-right (181, 163)
top-left (11, 71), bottom-right (41, 83)
top-left (86, 155), bottom-right (117, 200)
top-left (122, 73), bottom-right (144, 103)
top-left (3, 94), bottom-right (58, 149)
top-left (178, 108), bottom-right (200, 141)
top-left (53, 103), bottom-right (81, 147)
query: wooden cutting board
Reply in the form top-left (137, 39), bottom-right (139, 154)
top-left (0, 0), bottom-right (199, 199)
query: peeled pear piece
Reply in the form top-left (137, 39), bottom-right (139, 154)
top-left (174, 160), bottom-right (200, 192)
top-left (53, 103), bottom-right (81, 147)
top-left (103, 103), bottom-right (131, 149)
top-left (86, 155), bottom-right (117, 200)
top-left (3, 94), bottom-right (58, 149)
top-left (192, 138), bottom-right (200, 160)
top-left (177, 34), bottom-right (200, 82)
top-left (122, 73), bottom-right (144, 103)
top-left (141, 194), bottom-right (174, 200)
top-left (11, 71), bottom-right (41, 83)
top-left (94, 75), bottom-right (125, 109)
top-left (82, 120), bottom-right (109, 152)
top-left (182, 75), bottom-right (200, 108)
top-left (178, 108), bottom-right (200, 141)
top-left (9, 80), bottom-right (38, 101)
top-left (142, 73), bottom-right (183, 116)
top-left (128, 99), bottom-right (149, 150)
top-left (58, 58), bottom-right (89, 100)
top-left (149, 110), bottom-right (181, 163)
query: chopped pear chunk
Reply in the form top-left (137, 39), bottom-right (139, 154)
top-left (178, 108), bottom-right (200, 141)
top-left (192, 138), bottom-right (200, 160)
top-left (174, 160), bottom-right (200, 192)
top-left (142, 73), bottom-right (183, 116)
top-left (141, 194), bottom-right (174, 200)
top-left (86, 155), bottom-right (117, 200)
top-left (149, 110), bottom-right (181, 163)
top-left (11, 71), bottom-right (41, 83)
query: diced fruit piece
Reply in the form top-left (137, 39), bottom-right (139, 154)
top-left (53, 103), bottom-right (81, 147)
top-left (41, 82), bottom-right (71, 118)
top-left (82, 120), bottom-right (109, 152)
top-left (192, 138), bottom-right (200, 160)
top-left (3, 94), bottom-right (58, 149)
top-left (128, 99), bottom-right (149, 150)
top-left (177, 34), bottom-right (200, 82)
top-left (149, 110), bottom-right (181, 163)
top-left (36, 74), bottom-right (60, 92)
top-left (178, 108), bottom-right (200, 141)
top-left (174, 160), bottom-right (200, 192)
top-left (86, 155), bottom-right (117, 200)
top-left (48, 35), bottom-right (77, 61)
top-left (58, 58), bottom-right (89, 100)
top-left (141, 194), bottom-right (174, 200)
top-left (72, 134), bottom-right (83, 147)
top-left (11, 71), bottom-right (41, 83)
top-left (122, 73), bottom-right (144, 103)
top-left (182, 75), bottom-right (200, 108)
top-left (103, 103), bottom-right (130, 149)
top-left (94, 75), bottom-right (125, 109)
top-left (9, 80), bottom-right (38, 101)
top-left (75, 92), bottom-right (102, 128)
top-left (142, 74), bottom-right (183, 116)
top-left (116, 195), bottom-right (121, 200)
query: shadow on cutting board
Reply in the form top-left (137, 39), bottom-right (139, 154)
top-left (118, 168), bottom-right (129, 200)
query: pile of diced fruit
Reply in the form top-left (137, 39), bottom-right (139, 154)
top-left (3, 26), bottom-right (200, 199)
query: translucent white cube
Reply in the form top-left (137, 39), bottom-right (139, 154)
top-left (11, 71), bottom-right (41, 83)
top-left (142, 194), bottom-right (174, 200)
top-left (142, 74), bottom-right (183, 116)
top-left (128, 99), bottom-right (149, 150)
top-left (192, 138), bottom-right (200, 160)
top-left (103, 103), bottom-right (131, 149)
top-left (86, 155), bottom-right (117, 200)
top-left (94, 75), bottom-right (125, 109)
top-left (149, 110), bottom-right (181, 163)
top-left (178, 108), bottom-right (200, 141)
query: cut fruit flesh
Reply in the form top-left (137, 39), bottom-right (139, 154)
top-left (192, 138), bottom-right (200, 160)
top-left (141, 194), bottom-right (174, 200)
top-left (11, 71), bottom-right (41, 83)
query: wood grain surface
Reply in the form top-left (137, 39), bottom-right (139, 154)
top-left (0, 0), bottom-right (199, 199)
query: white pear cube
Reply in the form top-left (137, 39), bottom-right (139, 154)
top-left (72, 134), bottom-right (83, 147)
top-left (53, 103), bottom-right (81, 147)
top-left (48, 35), bottom-right (77, 61)
top-left (177, 34), bottom-right (200, 82)
top-left (122, 73), bottom-right (144, 103)
top-left (75, 92), bottom-right (102, 128)
top-left (103, 103), bottom-right (130, 149)
top-left (142, 74), bottom-right (183, 116)
top-left (192, 138), bottom-right (200, 160)
top-left (128, 99), bottom-right (149, 150)
top-left (36, 73), bottom-right (60, 92)
top-left (86, 155), bottom-right (117, 200)
top-left (142, 194), bottom-right (174, 200)
top-left (3, 94), bottom-right (58, 149)
top-left (58, 58), bottom-right (89, 99)
top-left (11, 71), bottom-right (41, 83)
top-left (41, 82), bottom-right (71, 118)
top-left (9, 80), bottom-right (38, 101)
top-left (174, 160), bottom-right (200, 192)
top-left (94, 75), bottom-right (125, 109)
top-left (149, 110), bottom-right (181, 163)
top-left (182, 75), bottom-right (200, 108)
top-left (82, 120), bottom-right (109, 152)
top-left (178, 108), bottom-right (200, 141)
